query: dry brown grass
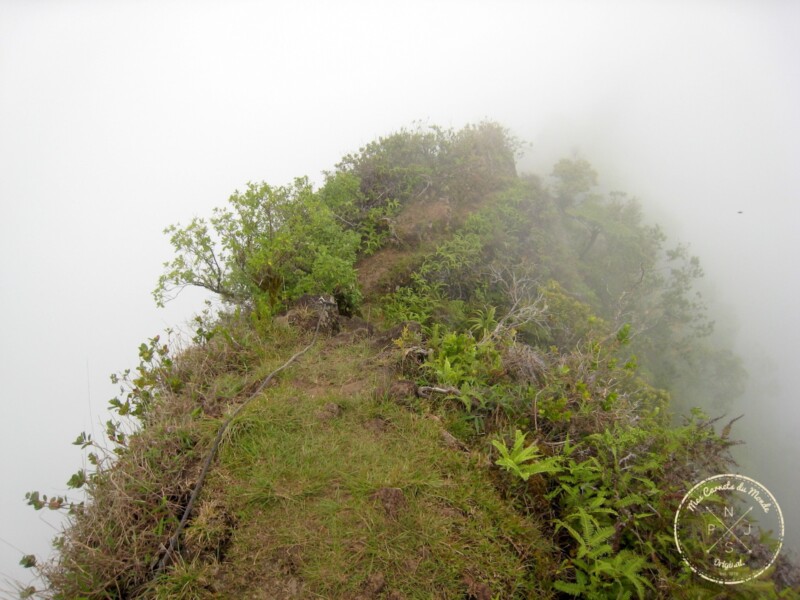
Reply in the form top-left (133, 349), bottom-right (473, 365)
top-left (502, 342), bottom-right (548, 387)
top-left (36, 315), bottom-right (306, 598)
top-left (41, 417), bottom-right (204, 597)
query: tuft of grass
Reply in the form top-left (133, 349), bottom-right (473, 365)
top-left (144, 556), bottom-right (218, 600)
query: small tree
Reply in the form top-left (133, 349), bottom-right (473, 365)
top-left (154, 177), bottom-right (361, 313)
top-left (551, 157), bottom-right (598, 208)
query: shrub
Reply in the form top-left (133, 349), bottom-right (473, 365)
top-left (154, 177), bottom-right (361, 314)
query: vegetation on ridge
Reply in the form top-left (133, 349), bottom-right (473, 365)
top-left (20, 122), bottom-right (798, 598)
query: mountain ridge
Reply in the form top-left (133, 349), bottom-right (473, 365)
top-left (22, 122), bottom-right (799, 598)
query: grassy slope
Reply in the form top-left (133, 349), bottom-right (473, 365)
top-left (148, 330), bottom-right (555, 599)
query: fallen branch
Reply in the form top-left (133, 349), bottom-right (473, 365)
top-left (417, 385), bottom-right (460, 398)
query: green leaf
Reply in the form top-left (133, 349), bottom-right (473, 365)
top-left (588, 525), bottom-right (616, 547)
top-left (25, 491), bottom-right (44, 510)
top-left (67, 469), bottom-right (87, 489)
top-left (553, 580), bottom-right (586, 596)
top-left (20, 554), bottom-right (36, 568)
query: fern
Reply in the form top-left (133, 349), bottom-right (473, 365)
top-left (491, 429), bottom-right (562, 481)
top-left (553, 579), bottom-right (586, 596)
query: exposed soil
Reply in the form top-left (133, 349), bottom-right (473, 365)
top-left (362, 416), bottom-right (390, 434)
top-left (386, 380), bottom-right (418, 402)
top-left (370, 487), bottom-right (407, 520)
top-left (356, 247), bottom-right (417, 298)
top-left (355, 194), bottom-right (453, 299)
top-left (393, 195), bottom-right (453, 244)
top-left (315, 402), bottom-right (343, 421)
top-left (464, 573), bottom-right (493, 600)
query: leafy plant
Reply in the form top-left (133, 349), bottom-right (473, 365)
top-left (492, 429), bottom-right (561, 481)
top-left (358, 198), bottom-right (401, 255)
top-left (424, 328), bottom-right (502, 392)
top-left (382, 273), bottom-right (443, 325)
top-left (467, 305), bottom-right (498, 340)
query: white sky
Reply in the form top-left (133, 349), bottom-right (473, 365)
top-left (1, 0), bottom-right (799, 592)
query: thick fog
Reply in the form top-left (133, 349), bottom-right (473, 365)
top-left (2, 1), bottom-right (798, 593)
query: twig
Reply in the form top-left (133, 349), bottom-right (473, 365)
top-left (533, 389), bottom-right (543, 433)
top-left (721, 414), bottom-right (744, 439)
top-left (331, 211), bottom-right (357, 228)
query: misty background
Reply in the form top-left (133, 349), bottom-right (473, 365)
top-left (1, 0), bottom-right (798, 592)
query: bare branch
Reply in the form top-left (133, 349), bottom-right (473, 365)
top-left (481, 266), bottom-right (549, 343)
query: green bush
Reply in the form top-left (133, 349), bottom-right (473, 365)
top-left (154, 177), bottom-right (362, 313)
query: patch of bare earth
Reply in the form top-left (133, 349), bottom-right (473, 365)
top-left (370, 487), bottom-right (407, 520)
top-left (363, 416), bottom-right (390, 434)
top-left (356, 247), bottom-right (417, 298)
top-left (356, 194), bottom-right (456, 299)
top-left (213, 524), bottom-right (308, 599)
top-left (393, 195), bottom-right (453, 243)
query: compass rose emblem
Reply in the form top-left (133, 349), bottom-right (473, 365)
top-left (674, 474), bottom-right (784, 584)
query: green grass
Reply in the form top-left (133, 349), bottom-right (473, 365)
top-left (169, 337), bottom-right (555, 598)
